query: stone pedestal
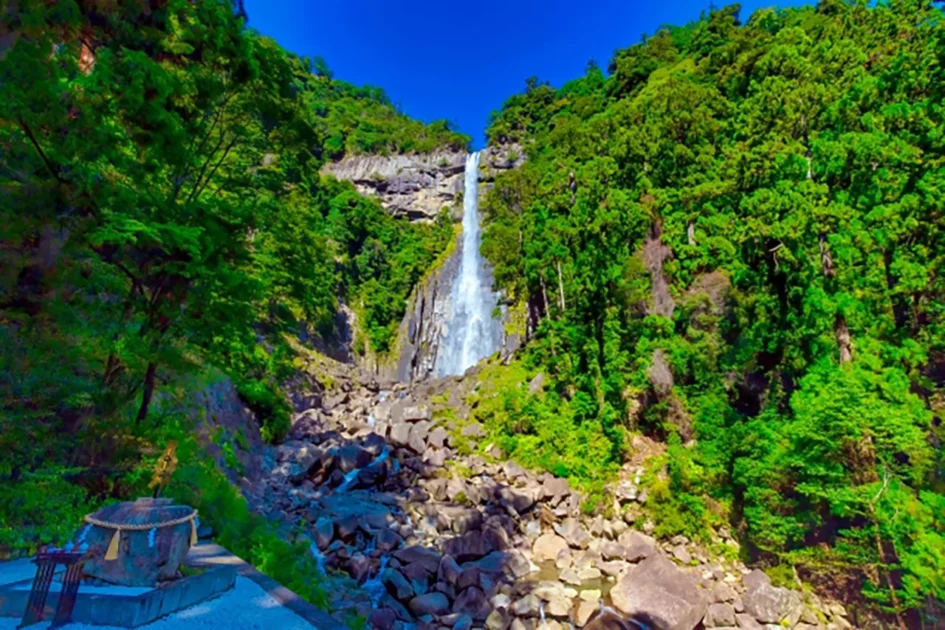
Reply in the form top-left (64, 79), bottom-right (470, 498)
top-left (75, 498), bottom-right (195, 587)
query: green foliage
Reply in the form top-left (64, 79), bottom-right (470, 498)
top-left (481, 0), bottom-right (945, 617)
top-left (0, 472), bottom-right (97, 557)
top-left (469, 361), bottom-right (620, 497)
top-left (0, 0), bottom-right (455, 610)
top-left (305, 69), bottom-right (469, 158)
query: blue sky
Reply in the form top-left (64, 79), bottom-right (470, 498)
top-left (244, 0), bottom-right (808, 148)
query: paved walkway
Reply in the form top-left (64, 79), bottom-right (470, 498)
top-left (0, 544), bottom-right (338, 629)
top-left (185, 543), bottom-right (339, 628)
top-left (0, 576), bottom-right (313, 629)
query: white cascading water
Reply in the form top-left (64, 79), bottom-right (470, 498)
top-left (436, 151), bottom-right (503, 376)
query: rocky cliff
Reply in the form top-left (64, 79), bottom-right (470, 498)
top-left (324, 145), bottom-right (525, 381)
top-left (322, 150), bottom-right (466, 222)
top-left (321, 145), bottom-right (524, 223)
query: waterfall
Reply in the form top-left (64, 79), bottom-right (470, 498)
top-left (436, 151), bottom-right (503, 376)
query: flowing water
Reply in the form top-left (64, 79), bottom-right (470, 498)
top-left (436, 151), bottom-right (503, 376)
top-left (336, 446), bottom-right (391, 493)
top-left (361, 554), bottom-right (390, 609)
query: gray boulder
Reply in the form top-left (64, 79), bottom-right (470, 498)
top-left (619, 530), bottom-right (656, 562)
top-left (313, 516), bottom-right (334, 550)
top-left (742, 583), bottom-right (803, 625)
top-left (704, 602), bottom-right (736, 627)
top-left (554, 518), bottom-right (591, 549)
top-left (382, 568), bottom-right (414, 601)
top-left (409, 591), bottom-right (450, 616)
top-left (390, 422), bottom-right (411, 447)
top-left (394, 546), bottom-right (442, 574)
top-left (453, 586), bottom-right (490, 620)
top-left (610, 553), bottom-right (708, 630)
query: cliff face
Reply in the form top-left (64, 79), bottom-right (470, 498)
top-left (392, 247), bottom-right (460, 381)
top-left (321, 150), bottom-right (466, 222)
top-left (390, 145), bottom-right (525, 382)
top-left (321, 145), bottom-right (524, 222)
top-left (324, 145), bottom-right (525, 380)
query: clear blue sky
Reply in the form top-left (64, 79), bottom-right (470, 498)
top-left (244, 0), bottom-right (808, 148)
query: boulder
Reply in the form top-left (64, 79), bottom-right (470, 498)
top-left (483, 523), bottom-right (511, 551)
top-left (542, 475), bottom-right (570, 501)
top-left (584, 609), bottom-right (636, 630)
top-left (742, 569), bottom-right (770, 592)
top-left (453, 615), bottom-right (474, 630)
top-left (408, 426), bottom-right (427, 453)
top-left (457, 566), bottom-right (481, 590)
top-left (503, 460), bottom-right (527, 482)
top-left (438, 555), bottom-right (462, 586)
top-left (546, 594), bottom-right (572, 617)
top-left (533, 533), bottom-right (570, 563)
top-left (734, 613), bottom-right (763, 630)
top-left (390, 422), bottom-right (411, 447)
top-left (382, 568), bottom-right (414, 601)
top-left (497, 486), bottom-right (536, 514)
top-left (335, 444), bottom-right (374, 473)
top-left (394, 546), bottom-right (442, 574)
top-left (453, 586), bottom-right (491, 620)
top-left (742, 583), bottom-right (803, 626)
top-left (409, 591), bottom-right (450, 616)
top-left (439, 506), bottom-right (483, 534)
top-left (273, 441), bottom-right (322, 482)
top-left (711, 583), bottom-right (737, 603)
top-left (601, 541), bottom-right (627, 561)
top-left (555, 547), bottom-right (573, 570)
top-left (618, 530), bottom-right (655, 562)
top-left (610, 553), bottom-right (708, 630)
top-left (574, 599), bottom-right (597, 627)
top-left (314, 516), bottom-right (334, 550)
top-left (511, 593), bottom-right (541, 617)
top-left (486, 608), bottom-right (512, 630)
top-left (368, 608), bottom-right (397, 630)
top-left (400, 405), bottom-right (432, 422)
top-left (671, 545), bottom-right (692, 565)
top-left (554, 518), bottom-right (591, 549)
top-left (445, 530), bottom-right (491, 563)
top-left (704, 603), bottom-right (736, 628)
top-left (428, 426), bottom-right (449, 448)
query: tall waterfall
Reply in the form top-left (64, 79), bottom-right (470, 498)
top-left (436, 151), bottom-right (503, 376)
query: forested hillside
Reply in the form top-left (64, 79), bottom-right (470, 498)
top-left (480, 0), bottom-right (945, 621)
top-left (0, 0), bottom-right (463, 571)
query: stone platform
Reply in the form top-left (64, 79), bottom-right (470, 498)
top-left (0, 553), bottom-right (236, 627)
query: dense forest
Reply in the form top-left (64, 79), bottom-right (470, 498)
top-left (3, 0), bottom-right (945, 626)
top-left (479, 0), bottom-right (945, 622)
top-left (0, 0), bottom-right (465, 596)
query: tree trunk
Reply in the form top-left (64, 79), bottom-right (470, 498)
top-left (136, 361), bottom-right (157, 424)
top-left (836, 314), bottom-right (853, 364)
top-left (556, 260), bottom-right (566, 312)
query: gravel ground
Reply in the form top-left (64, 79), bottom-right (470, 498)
top-left (0, 576), bottom-right (314, 629)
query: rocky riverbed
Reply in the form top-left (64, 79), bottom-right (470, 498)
top-left (228, 363), bottom-right (855, 630)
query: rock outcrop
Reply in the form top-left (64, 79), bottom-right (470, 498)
top-left (391, 248), bottom-right (460, 381)
top-left (321, 144), bottom-right (525, 224)
top-left (322, 150), bottom-right (466, 222)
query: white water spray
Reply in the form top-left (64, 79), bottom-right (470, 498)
top-left (336, 446), bottom-right (390, 492)
top-left (361, 555), bottom-right (390, 609)
top-left (309, 542), bottom-right (327, 574)
top-left (437, 151), bottom-right (503, 376)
